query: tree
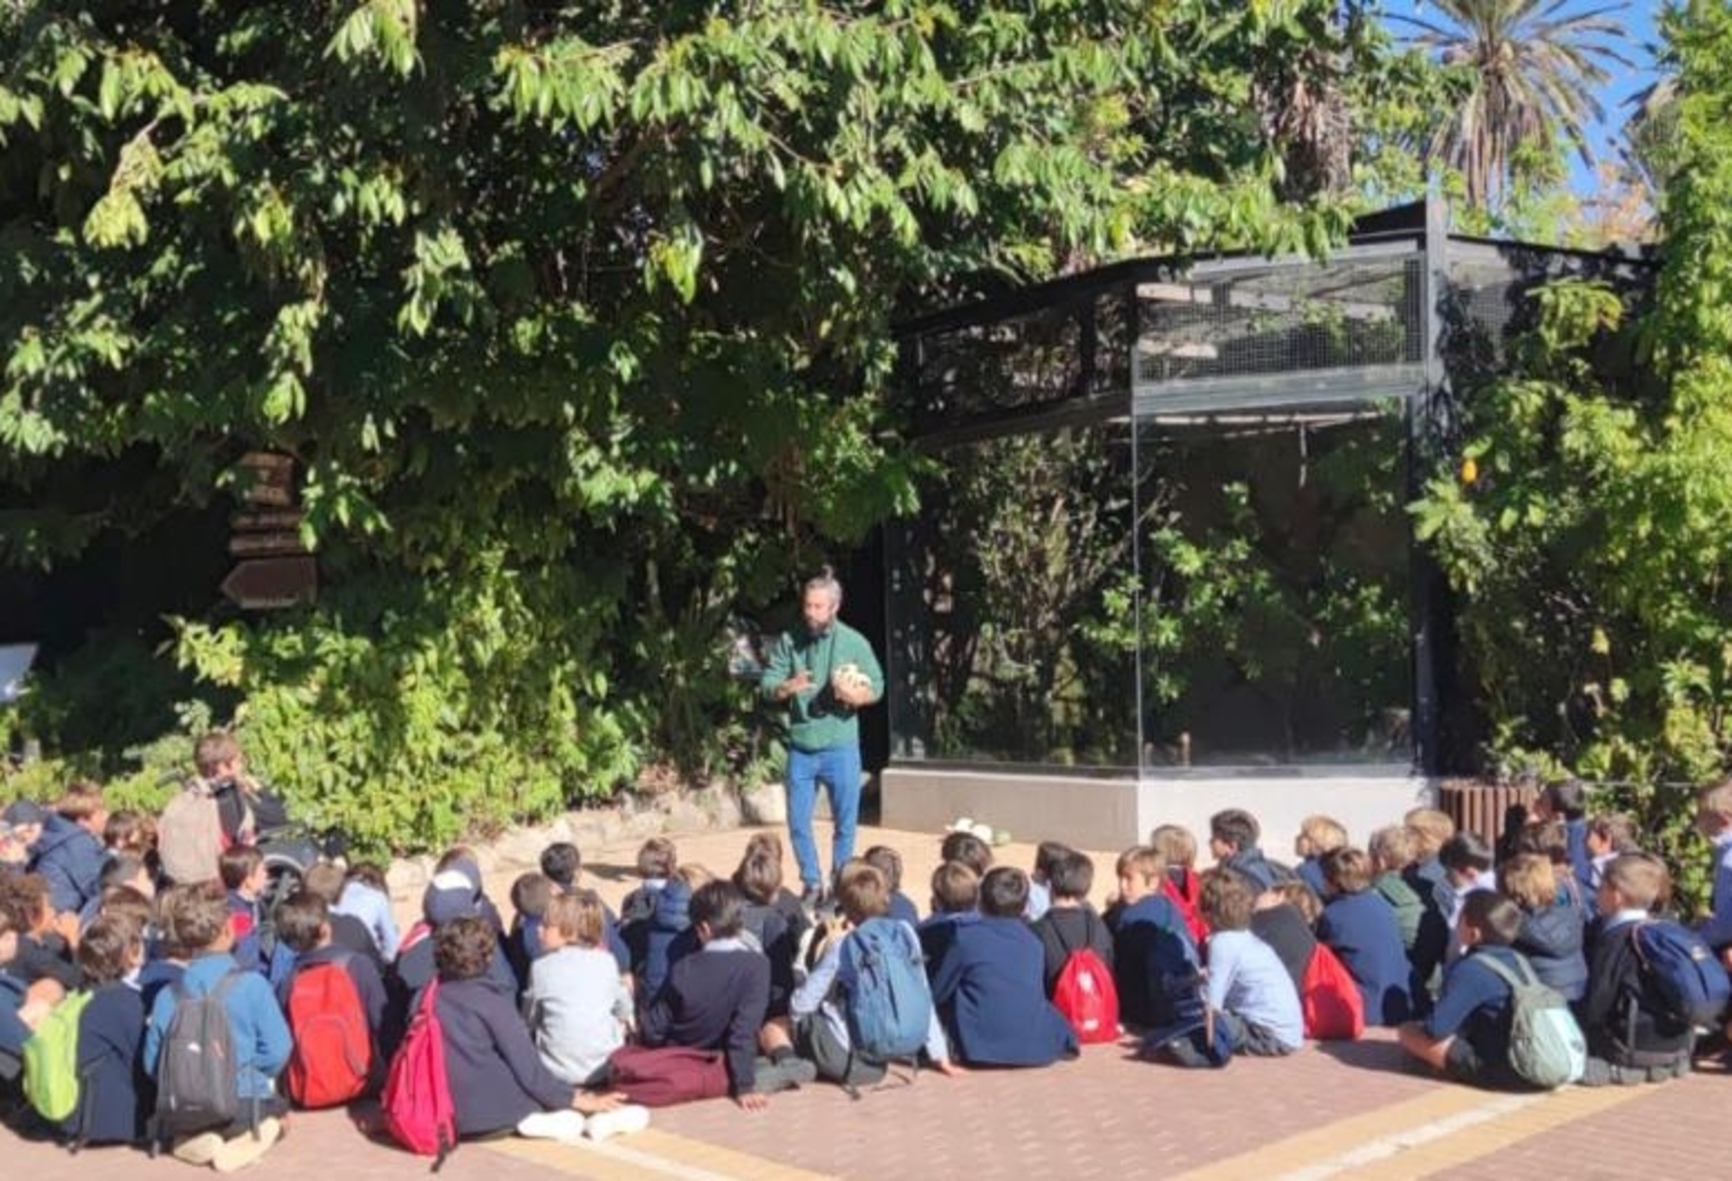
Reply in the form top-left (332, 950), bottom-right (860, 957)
top-left (0, 2), bottom-right (1434, 852)
top-left (1393, 0), bottom-right (1632, 211)
top-left (1410, 0), bottom-right (1732, 910)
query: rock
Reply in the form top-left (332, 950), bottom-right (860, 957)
top-left (386, 856), bottom-right (430, 902)
top-left (740, 781), bottom-right (787, 826)
top-left (493, 826), bottom-right (552, 869)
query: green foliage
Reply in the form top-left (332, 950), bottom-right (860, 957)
top-left (0, 2), bottom-right (1433, 850)
top-left (1409, 0), bottom-right (1732, 913)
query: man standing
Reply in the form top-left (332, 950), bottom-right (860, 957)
top-left (760, 567), bottom-right (883, 908)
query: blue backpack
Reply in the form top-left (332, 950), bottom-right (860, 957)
top-left (845, 917), bottom-right (933, 1060)
top-left (1631, 921), bottom-right (1732, 1029)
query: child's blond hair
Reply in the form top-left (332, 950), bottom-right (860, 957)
top-left (1148, 824), bottom-right (1197, 869)
top-left (1270, 880), bottom-right (1321, 927)
top-left (1116, 845), bottom-right (1166, 885)
top-left (545, 889), bottom-right (605, 947)
top-left (1298, 814), bottom-right (1348, 855)
top-left (1603, 853), bottom-right (1669, 911)
top-left (1500, 853), bottom-right (1556, 911)
top-left (1368, 825), bottom-right (1416, 874)
top-left (1404, 808), bottom-right (1456, 860)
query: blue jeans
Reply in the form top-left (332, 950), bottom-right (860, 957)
top-left (786, 744), bottom-right (862, 890)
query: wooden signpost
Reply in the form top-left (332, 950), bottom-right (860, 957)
top-left (222, 452), bottom-right (317, 609)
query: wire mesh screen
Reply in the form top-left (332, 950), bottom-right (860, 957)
top-left (912, 294), bottom-right (1092, 432)
top-left (1133, 249), bottom-right (1424, 408)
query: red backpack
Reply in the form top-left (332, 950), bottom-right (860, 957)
top-left (284, 958), bottom-right (374, 1109)
top-left (381, 980), bottom-right (458, 1168)
top-left (1299, 943), bottom-right (1364, 1041)
top-left (1050, 912), bottom-right (1121, 1044)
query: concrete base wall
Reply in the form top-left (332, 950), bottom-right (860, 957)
top-left (881, 765), bottom-right (1436, 856)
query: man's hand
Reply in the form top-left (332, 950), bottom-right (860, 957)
top-left (736, 1092), bottom-right (769, 1113)
top-left (776, 671), bottom-right (814, 701)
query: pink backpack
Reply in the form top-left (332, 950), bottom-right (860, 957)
top-left (381, 980), bottom-right (457, 1169)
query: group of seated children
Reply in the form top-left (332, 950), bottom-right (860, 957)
top-left (6, 749), bottom-right (1732, 1171)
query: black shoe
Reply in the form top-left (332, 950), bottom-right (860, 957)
top-left (752, 1055), bottom-right (817, 1094)
top-left (800, 884), bottom-right (823, 911)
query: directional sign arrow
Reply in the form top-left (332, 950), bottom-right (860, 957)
top-left (221, 556), bottom-right (317, 610)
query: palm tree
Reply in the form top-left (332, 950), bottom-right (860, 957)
top-left (1391, 1), bottom-right (1633, 210)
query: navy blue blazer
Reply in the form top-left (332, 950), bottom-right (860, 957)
top-left (1317, 890), bottom-right (1416, 1025)
top-left (929, 916), bottom-right (1077, 1067)
top-left (32, 816), bottom-right (106, 915)
top-left (436, 975), bottom-right (573, 1137)
top-left (71, 982), bottom-right (148, 1144)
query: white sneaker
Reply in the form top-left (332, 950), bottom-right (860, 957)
top-left (517, 1109), bottom-right (588, 1143)
top-left (212, 1117), bottom-right (283, 1173)
top-left (584, 1105), bottom-right (651, 1142)
top-left (171, 1130), bottom-right (226, 1166)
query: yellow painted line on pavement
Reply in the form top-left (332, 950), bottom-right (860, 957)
top-left (489, 1127), bottom-right (837, 1181)
top-left (1174, 1082), bottom-right (1645, 1181)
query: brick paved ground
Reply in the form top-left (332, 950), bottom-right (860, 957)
top-left (4, 820), bottom-right (1727, 1179)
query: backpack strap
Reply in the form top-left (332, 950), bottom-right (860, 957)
top-left (1472, 950), bottom-right (1535, 990)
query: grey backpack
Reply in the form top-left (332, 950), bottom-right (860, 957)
top-left (1476, 953), bottom-right (1586, 1089)
top-left (155, 972), bottom-right (247, 1140)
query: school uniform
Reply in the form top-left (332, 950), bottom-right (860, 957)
top-left (1296, 856), bottom-right (1328, 900)
top-left (332, 879), bottom-right (400, 962)
top-left (918, 912), bottom-right (977, 983)
top-left (888, 890), bottom-right (920, 928)
top-left (524, 945), bottom-right (631, 1087)
top-left (1107, 894), bottom-right (1200, 1028)
top-left (1576, 910), bottom-right (1694, 1069)
top-left (0, 968), bottom-right (30, 1076)
top-left (437, 975), bottom-right (573, 1137)
top-left (1513, 903), bottom-right (1587, 1002)
top-left (1421, 944), bottom-right (1525, 1087)
top-left (1697, 830), bottom-right (1732, 949)
top-left (1204, 929), bottom-right (1304, 1053)
top-left (620, 878), bottom-right (691, 1006)
top-left (1318, 890), bottom-right (1416, 1025)
top-left (31, 816), bottom-right (106, 915)
top-left (1031, 904), bottom-right (1115, 995)
top-left (930, 915), bottom-right (1078, 1067)
top-left (70, 980), bottom-right (148, 1144)
top-left (1222, 847), bottom-right (1294, 893)
top-left (790, 919), bottom-right (948, 1084)
top-left (143, 951), bottom-right (291, 1113)
top-left (741, 901), bottom-right (802, 1018)
top-left (1250, 903), bottom-right (1316, 992)
top-left (638, 938), bottom-right (770, 1095)
top-left (6, 931), bottom-right (80, 991)
top-left (329, 912), bottom-right (387, 972)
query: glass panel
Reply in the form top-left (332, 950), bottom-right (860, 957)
top-left (1133, 404), bottom-right (1413, 767)
top-left (887, 421), bottom-right (1138, 767)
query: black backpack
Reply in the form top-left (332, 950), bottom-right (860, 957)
top-left (154, 971), bottom-right (249, 1143)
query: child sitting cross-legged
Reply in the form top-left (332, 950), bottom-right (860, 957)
top-left (67, 913), bottom-right (150, 1145)
top-left (1198, 869), bottom-right (1304, 1056)
top-left (433, 916), bottom-right (646, 1144)
top-left (274, 888), bottom-right (388, 1107)
top-left (1576, 853), bottom-right (1696, 1085)
top-left (523, 889), bottom-right (633, 1088)
top-left (639, 880), bottom-right (812, 1110)
top-left (1397, 891), bottom-right (1533, 1088)
top-left (1502, 853), bottom-right (1586, 1003)
top-left (1030, 850), bottom-right (1114, 996)
top-left (142, 880), bottom-right (291, 1170)
top-left (1149, 825), bottom-right (1208, 945)
top-left (1316, 847), bottom-right (1416, 1025)
top-left (1105, 846), bottom-right (1201, 1030)
top-left (789, 860), bottom-right (957, 1089)
top-left (930, 866), bottom-right (1078, 1068)
top-left (918, 861), bottom-right (980, 983)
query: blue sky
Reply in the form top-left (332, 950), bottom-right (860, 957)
top-left (1380, 0), bottom-right (1665, 193)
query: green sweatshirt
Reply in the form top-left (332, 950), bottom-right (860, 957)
top-left (758, 620), bottom-right (884, 753)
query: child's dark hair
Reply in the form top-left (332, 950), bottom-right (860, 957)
top-left (939, 831), bottom-right (993, 877)
top-left (1047, 851), bottom-right (1094, 901)
top-left (1199, 868), bottom-right (1255, 931)
top-left (100, 853), bottom-right (150, 893)
top-left (1209, 807), bottom-right (1260, 853)
top-left (104, 809), bottom-right (154, 852)
top-left (733, 848), bottom-right (783, 904)
top-left (55, 780), bottom-right (105, 824)
top-left (1515, 819), bottom-right (1570, 866)
top-left (511, 872), bottom-right (554, 921)
top-left (218, 844), bottom-right (263, 890)
top-left (99, 885), bottom-right (153, 931)
top-left (434, 916), bottom-right (498, 980)
top-left (167, 880), bottom-right (231, 952)
top-left (1321, 848), bottom-right (1374, 894)
top-left (1439, 832), bottom-right (1493, 873)
top-left (0, 872), bottom-right (49, 930)
top-left (1540, 779), bottom-right (1587, 820)
top-left (539, 841), bottom-right (582, 888)
top-left (1460, 890), bottom-right (1522, 945)
top-left (862, 846), bottom-right (903, 893)
top-left (1588, 813), bottom-right (1639, 854)
top-left (930, 861), bottom-right (979, 914)
top-left (1034, 840), bottom-right (1075, 882)
top-left (689, 879), bottom-right (746, 938)
top-left (302, 862), bottom-right (347, 905)
top-left (78, 913), bottom-right (142, 984)
top-left (346, 862), bottom-right (387, 892)
top-left (275, 889), bottom-right (330, 954)
top-left (979, 866), bottom-right (1029, 918)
